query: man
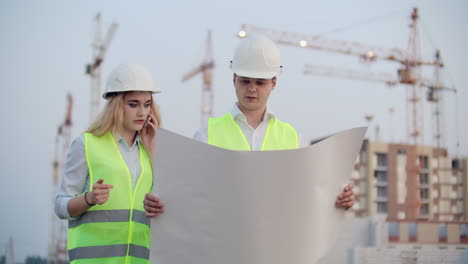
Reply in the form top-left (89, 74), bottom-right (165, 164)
top-left (194, 34), bottom-right (354, 209)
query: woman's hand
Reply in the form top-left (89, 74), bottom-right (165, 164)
top-left (68, 179), bottom-right (113, 217)
top-left (88, 179), bottom-right (114, 205)
top-left (335, 183), bottom-right (355, 210)
top-left (141, 110), bottom-right (158, 159)
top-left (143, 193), bottom-right (165, 218)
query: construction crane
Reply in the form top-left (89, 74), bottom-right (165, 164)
top-left (303, 63), bottom-right (455, 92)
top-left (48, 94), bottom-right (73, 264)
top-left (427, 50), bottom-right (450, 149)
top-left (364, 114), bottom-right (374, 140)
top-left (85, 13), bottom-right (118, 122)
top-left (303, 53), bottom-right (456, 147)
top-left (182, 30), bottom-right (215, 126)
top-left (5, 237), bottom-right (14, 264)
top-left (304, 64), bottom-right (399, 86)
top-left (237, 8), bottom-right (442, 146)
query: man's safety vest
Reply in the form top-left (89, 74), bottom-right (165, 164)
top-left (67, 132), bottom-right (153, 264)
top-left (208, 113), bottom-right (298, 150)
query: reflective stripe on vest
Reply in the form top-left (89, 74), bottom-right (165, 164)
top-left (208, 113), bottom-right (298, 151)
top-left (68, 209), bottom-right (150, 228)
top-left (68, 244), bottom-right (149, 261)
top-left (68, 132), bottom-right (153, 264)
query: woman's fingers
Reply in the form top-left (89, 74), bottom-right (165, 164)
top-left (91, 179), bottom-right (113, 205)
top-left (93, 179), bottom-right (113, 189)
top-left (147, 111), bottom-right (158, 128)
top-left (144, 193), bottom-right (165, 217)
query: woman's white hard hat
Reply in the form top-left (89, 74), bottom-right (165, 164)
top-left (230, 34), bottom-right (282, 79)
top-left (102, 64), bottom-right (161, 99)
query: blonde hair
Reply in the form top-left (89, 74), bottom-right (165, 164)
top-left (87, 92), bottom-right (161, 137)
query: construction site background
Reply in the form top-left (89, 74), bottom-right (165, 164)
top-left (1, 1), bottom-right (467, 263)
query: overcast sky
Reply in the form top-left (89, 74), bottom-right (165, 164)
top-left (1, 0), bottom-right (467, 261)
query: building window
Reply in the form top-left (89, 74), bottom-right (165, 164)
top-left (461, 224), bottom-right (468, 242)
top-left (374, 171), bottom-right (387, 182)
top-left (377, 186), bottom-right (387, 198)
top-left (439, 224), bottom-right (447, 242)
top-left (419, 155), bottom-right (429, 169)
top-left (419, 188), bottom-right (429, 200)
top-left (388, 222), bottom-right (399, 241)
top-left (452, 159), bottom-right (459, 169)
top-left (419, 173), bottom-right (429, 185)
top-left (377, 202), bottom-right (387, 213)
top-left (397, 211), bottom-right (406, 219)
top-left (409, 222), bottom-right (417, 241)
top-left (398, 149), bottom-right (406, 155)
top-left (419, 204), bottom-right (429, 217)
top-left (376, 153), bottom-right (387, 167)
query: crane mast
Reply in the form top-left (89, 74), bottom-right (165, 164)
top-left (428, 50), bottom-right (446, 149)
top-left (85, 13), bottom-right (118, 122)
top-left (5, 237), bottom-right (14, 264)
top-left (182, 30), bottom-right (215, 125)
top-left (405, 8), bottom-right (423, 145)
top-left (48, 94), bottom-right (73, 264)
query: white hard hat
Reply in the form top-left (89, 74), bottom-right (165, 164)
top-left (230, 34), bottom-right (282, 79)
top-left (102, 64), bottom-right (160, 99)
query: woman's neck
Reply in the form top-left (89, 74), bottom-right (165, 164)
top-left (118, 129), bottom-right (137, 146)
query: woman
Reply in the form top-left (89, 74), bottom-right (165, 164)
top-left (55, 64), bottom-right (164, 264)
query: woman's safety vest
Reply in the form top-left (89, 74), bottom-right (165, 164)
top-left (67, 132), bottom-right (153, 264)
top-left (208, 113), bottom-right (298, 150)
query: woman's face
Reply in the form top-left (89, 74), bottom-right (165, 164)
top-left (122, 91), bottom-right (152, 134)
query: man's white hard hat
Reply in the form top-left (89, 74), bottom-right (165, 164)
top-left (102, 64), bottom-right (161, 99)
top-left (230, 34), bottom-right (282, 79)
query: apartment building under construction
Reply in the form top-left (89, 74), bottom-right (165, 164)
top-left (349, 139), bottom-right (467, 221)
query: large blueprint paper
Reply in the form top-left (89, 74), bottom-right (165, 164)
top-left (150, 127), bottom-right (367, 264)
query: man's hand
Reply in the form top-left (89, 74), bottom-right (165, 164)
top-left (335, 183), bottom-right (355, 210)
top-left (144, 193), bottom-right (165, 218)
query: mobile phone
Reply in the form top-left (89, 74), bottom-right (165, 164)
top-left (143, 116), bottom-right (152, 127)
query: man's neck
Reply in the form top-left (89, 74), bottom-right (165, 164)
top-left (237, 104), bottom-right (266, 129)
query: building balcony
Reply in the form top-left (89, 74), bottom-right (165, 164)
top-left (375, 166), bottom-right (387, 171)
top-left (419, 168), bottom-right (430, 174)
top-left (375, 181), bottom-right (388, 187)
top-left (419, 198), bottom-right (430, 204)
top-left (376, 196), bottom-right (388, 202)
top-left (418, 183), bottom-right (429, 189)
top-left (418, 213), bottom-right (430, 219)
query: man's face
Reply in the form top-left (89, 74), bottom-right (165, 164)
top-left (234, 74), bottom-right (276, 112)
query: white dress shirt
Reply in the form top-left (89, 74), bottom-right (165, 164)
top-left (193, 103), bottom-right (307, 149)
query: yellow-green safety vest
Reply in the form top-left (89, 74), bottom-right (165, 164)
top-left (67, 132), bottom-right (153, 264)
top-left (208, 113), bottom-right (298, 150)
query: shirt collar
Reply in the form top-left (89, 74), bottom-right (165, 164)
top-left (113, 132), bottom-right (140, 149)
top-left (231, 103), bottom-right (275, 123)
